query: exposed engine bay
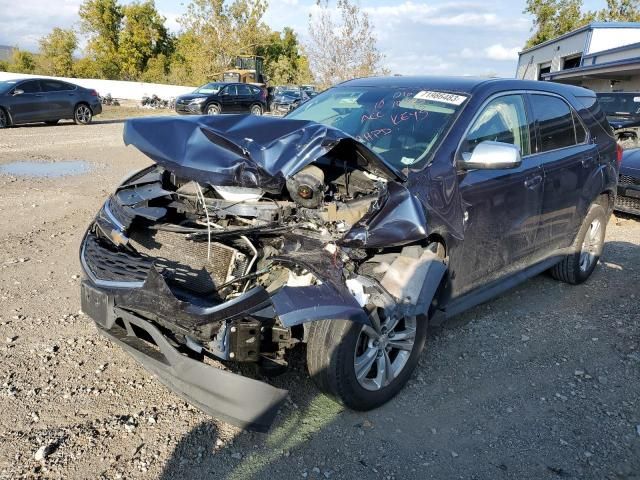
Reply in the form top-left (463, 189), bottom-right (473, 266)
top-left (81, 115), bottom-right (446, 377)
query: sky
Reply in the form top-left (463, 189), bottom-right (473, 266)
top-left (0, 0), bottom-right (609, 78)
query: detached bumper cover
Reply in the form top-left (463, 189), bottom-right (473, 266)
top-left (81, 280), bottom-right (287, 431)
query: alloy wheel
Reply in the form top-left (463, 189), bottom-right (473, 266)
top-left (251, 105), bottom-right (263, 115)
top-left (207, 105), bottom-right (220, 115)
top-left (0, 109), bottom-right (7, 128)
top-left (75, 105), bottom-right (92, 124)
top-left (354, 309), bottom-right (417, 391)
top-left (579, 217), bottom-right (602, 272)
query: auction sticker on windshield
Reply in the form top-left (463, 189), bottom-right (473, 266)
top-left (414, 91), bottom-right (467, 105)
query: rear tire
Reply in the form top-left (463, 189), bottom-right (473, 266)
top-left (250, 104), bottom-right (263, 115)
top-left (306, 311), bottom-right (427, 410)
top-left (549, 202), bottom-right (607, 284)
top-left (74, 104), bottom-right (92, 125)
top-left (44, 119), bottom-right (60, 125)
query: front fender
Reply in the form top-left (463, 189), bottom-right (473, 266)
top-left (271, 283), bottom-right (370, 327)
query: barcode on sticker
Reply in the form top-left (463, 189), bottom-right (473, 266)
top-left (414, 91), bottom-right (467, 105)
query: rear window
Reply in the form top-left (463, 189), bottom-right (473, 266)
top-left (531, 94), bottom-right (578, 152)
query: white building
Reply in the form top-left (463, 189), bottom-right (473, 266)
top-left (516, 22), bottom-right (640, 92)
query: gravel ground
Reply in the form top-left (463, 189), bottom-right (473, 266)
top-left (0, 119), bottom-right (638, 480)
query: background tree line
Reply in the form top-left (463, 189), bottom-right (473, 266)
top-left (524, 0), bottom-right (640, 47)
top-left (0, 0), bottom-right (387, 89)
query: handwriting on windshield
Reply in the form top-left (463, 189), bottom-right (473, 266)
top-left (355, 128), bottom-right (392, 143)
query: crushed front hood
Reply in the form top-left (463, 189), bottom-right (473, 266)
top-left (123, 115), bottom-right (404, 193)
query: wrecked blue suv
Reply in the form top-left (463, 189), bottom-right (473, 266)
top-left (80, 77), bottom-right (620, 431)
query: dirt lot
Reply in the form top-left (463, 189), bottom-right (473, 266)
top-left (0, 116), bottom-right (638, 480)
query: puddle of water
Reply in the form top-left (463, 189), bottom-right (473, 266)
top-left (0, 161), bottom-right (91, 178)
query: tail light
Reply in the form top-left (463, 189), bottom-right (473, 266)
top-left (90, 90), bottom-right (98, 97)
top-left (616, 144), bottom-right (623, 167)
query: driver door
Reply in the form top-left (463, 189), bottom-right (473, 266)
top-left (451, 93), bottom-right (545, 296)
top-left (10, 80), bottom-right (47, 123)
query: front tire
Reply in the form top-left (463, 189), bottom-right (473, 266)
top-left (0, 108), bottom-right (8, 128)
top-left (74, 104), bottom-right (92, 125)
top-left (306, 310), bottom-right (427, 410)
top-left (206, 104), bottom-right (221, 115)
top-left (549, 202), bottom-right (607, 284)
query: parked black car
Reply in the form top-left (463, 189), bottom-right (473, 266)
top-left (175, 82), bottom-right (267, 116)
top-left (269, 86), bottom-right (310, 115)
top-left (80, 76), bottom-right (619, 431)
top-left (0, 78), bottom-right (101, 128)
top-left (617, 148), bottom-right (640, 215)
top-left (596, 92), bottom-right (640, 148)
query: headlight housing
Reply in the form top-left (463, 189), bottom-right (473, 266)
top-left (190, 97), bottom-right (207, 104)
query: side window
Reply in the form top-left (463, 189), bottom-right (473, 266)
top-left (237, 85), bottom-right (252, 95)
top-left (19, 81), bottom-right (41, 94)
top-left (461, 94), bottom-right (531, 157)
top-left (224, 85), bottom-right (238, 96)
top-left (41, 80), bottom-right (65, 92)
top-left (250, 86), bottom-right (261, 95)
top-left (530, 94), bottom-right (577, 151)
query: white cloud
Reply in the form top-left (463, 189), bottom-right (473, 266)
top-left (484, 44), bottom-right (520, 61)
top-left (0, 0), bottom-right (82, 50)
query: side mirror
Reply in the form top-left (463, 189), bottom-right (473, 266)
top-left (459, 141), bottom-right (522, 170)
top-left (12, 89), bottom-right (24, 96)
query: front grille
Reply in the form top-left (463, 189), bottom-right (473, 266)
top-left (83, 232), bottom-right (151, 284)
top-left (128, 228), bottom-right (249, 294)
top-left (619, 174), bottom-right (640, 186)
top-left (616, 194), bottom-right (640, 214)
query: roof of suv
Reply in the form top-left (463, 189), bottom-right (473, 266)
top-left (340, 76), bottom-right (595, 97)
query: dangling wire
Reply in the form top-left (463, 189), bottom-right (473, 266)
top-left (195, 183), bottom-right (212, 262)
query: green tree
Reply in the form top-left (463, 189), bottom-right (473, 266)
top-left (8, 50), bottom-right (37, 74)
top-left (140, 53), bottom-right (170, 83)
top-left (119, 1), bottom-right (171, 80)
top-left (73, 57), bottom-right (100, 78)
top-left (38, 28), bottom-right (78, 77)
top-left (523, 0), bottom-right (594, 48)
top-left (307, 0), bottom-right (386, 89)
top-left (258, 27), bottom-right (312, 85)
top-left (598, 0), bottom-right (640, 21)
top-left (176, 0), bottom-right (270, 84)
top-left (0, 60), bottom-right (8, 72)
top-left (79, 0), bottom-right (123, 78)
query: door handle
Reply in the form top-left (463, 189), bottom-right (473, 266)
top-left (581, 156), bottom-right (595, 167)
top-left (524, 175), bottom-right (542, 189)
top-left (68, 93), bottom-right (76, 96)
top-left (35, 94), bottom-right (43, 97)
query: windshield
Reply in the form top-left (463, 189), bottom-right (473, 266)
top-left (0, 80), bottom-right (18, 94)
top-left (597, 93), bottom-right (640, 116)
top-left (286, 86), bottom-right (468, 169)
top-left (194, 83), bottom-right (224, 94)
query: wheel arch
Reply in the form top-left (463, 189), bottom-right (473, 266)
top-left (0, 105), bottom-right (13, 126)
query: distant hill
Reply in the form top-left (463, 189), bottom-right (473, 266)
top-left (0, 45), bottom-right (14, 61)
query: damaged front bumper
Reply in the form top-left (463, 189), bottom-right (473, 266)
top-left (81, 280), bottom-right (287, 431)
top-left (79, 220), bottom-right (369, 431)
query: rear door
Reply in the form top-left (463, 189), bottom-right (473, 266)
top-left (454, 93), bottom-right (544, 295)
top-left (40, 80), bottom-right (75, 119)
top-left (236, 84), bottom-right (253, 112)
top-left (528, 93), bottom-right (596, 251)
top-left (10, 80), bottom-right (46, 123)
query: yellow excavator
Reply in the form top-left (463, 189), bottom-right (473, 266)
top-left (223, 56), bottom-right (266, 86)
